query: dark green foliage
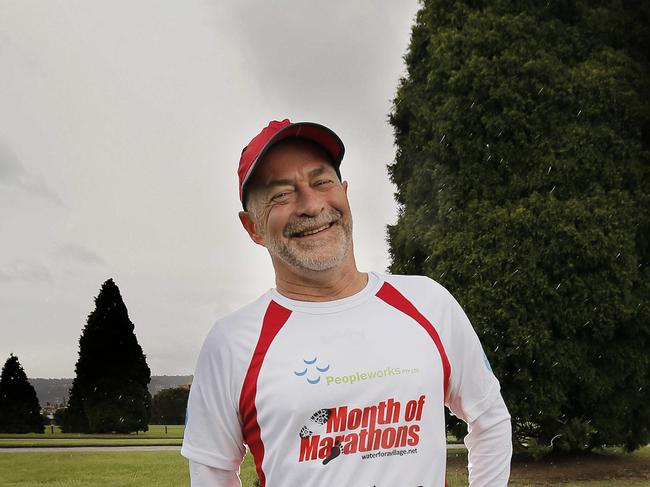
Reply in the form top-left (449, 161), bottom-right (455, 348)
top-left (62, 279), bottom-right (151, 433)
top-left (390, 0), bottom-right (650, 453)
top-left (150, 387), bottom-right (190, 425)
top-left (0, 354), bottom-right (45, 433)
top-left (53, 407), bottom-right (67, 427)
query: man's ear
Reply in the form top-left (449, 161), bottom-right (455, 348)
top-left (342, 180), bottom-right (348, 194)
top-left (238, 211), bottom-right (265, 246)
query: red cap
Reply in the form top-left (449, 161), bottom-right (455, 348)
top-left (238, 119), bottom-right (345, 209)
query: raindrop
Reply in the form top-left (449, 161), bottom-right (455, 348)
top-left (552, 361), bottom-right (559, 367)
top-left (538, 87), bottom-right (544, 94)
top-left (576, 109), bottom-right (582, 117)
top-left (616, 252), bottom-right (621, 259)
top-left (119, 417), bottom-right (124, 423)
top-left (550, 186), bottom-right (556, 193)
top-left (582, 321), bottom-right (591, 327)
top-left (555, 283), bottom-right (561, 290)
top-left (487, 155), bottom-right (492, 161)
top-left (497, 131), bottom-right (502, 137)
top-left (440, 134), bottom-right (446, 143)
top-left (547, 166), bottom-right (552, 175)
top-left (470, 101), bottom-right (475, 108)
top-left (492, 280), bottom-right (498, 287)
top-left (494, 346), bottom-right (500, 352)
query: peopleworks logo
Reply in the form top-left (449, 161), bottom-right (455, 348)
top-left (325, 366), bottom-right (420, 386)
top-left (294, 357), bottom-right (331, 385)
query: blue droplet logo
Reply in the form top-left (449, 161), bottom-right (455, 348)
top-left (293, 357), bottom-right (330, 385)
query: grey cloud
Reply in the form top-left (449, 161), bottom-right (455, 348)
top-left (0, 259), bottom-right (52, 283)
top-left (51, 243), bottom-right (105, 265)
top-left (219, 1), bottom-right (412, 112)
top-left (0, 140), bottom-right (23, 180)
top-left (0, 139), bottom-right (66, 207)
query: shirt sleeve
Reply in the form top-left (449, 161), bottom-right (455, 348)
top-left (464, 394), bottom-right (512, 486)
top-left (181, 324), bottom-right (247, 471)
top-left (188, 460), bottom-right (242, 487)
top-left (441, 287), bottom-right (501, 423)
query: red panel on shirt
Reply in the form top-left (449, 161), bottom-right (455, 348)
top-left (239, 300), bottom-right (292, 487)
top-left (376, 281), bottom-right (451, 399)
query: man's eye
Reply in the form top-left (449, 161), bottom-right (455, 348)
top-left (272, 191), bottom-right (291, 201)
top-left (315, 179), bottom-right (333, 187)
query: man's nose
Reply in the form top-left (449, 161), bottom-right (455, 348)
top-left (295, 186), bottom-right (325, 216)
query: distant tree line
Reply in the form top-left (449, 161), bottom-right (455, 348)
top-left (150, 386), bottom-right (190, 425)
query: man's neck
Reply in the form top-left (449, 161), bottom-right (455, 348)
top-left (272, 258), bottom-right (368, 302)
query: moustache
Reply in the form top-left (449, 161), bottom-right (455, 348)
top-left (283, 209), bottom-right (343, 238)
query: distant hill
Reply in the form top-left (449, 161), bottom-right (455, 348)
top-left (29, 375), bottom-right (193, 406)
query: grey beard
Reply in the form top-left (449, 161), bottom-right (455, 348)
top-left (265, 209), bottom-right (352, 272)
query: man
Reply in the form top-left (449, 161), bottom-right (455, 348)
top-left (181, 119), bottom-right (512, 486)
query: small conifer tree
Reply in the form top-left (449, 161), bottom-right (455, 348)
top-left (0, 354), bottom-right (45, 433)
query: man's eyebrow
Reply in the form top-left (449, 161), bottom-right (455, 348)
top-left (265, 178), bottom-right (294, 188)
top-left (264, 165), bottom-right (333, 188)
top-left (307, 165), bottom-right (330, 177)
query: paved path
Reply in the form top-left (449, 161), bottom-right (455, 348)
top-left (0, 445), bottom-right (182, 452)
top-left (2, 444), bottom-right (466, 453)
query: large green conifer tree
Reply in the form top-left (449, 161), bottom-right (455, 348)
top-left (0, 354), bottom-right (44, 433)
top-left (62, 278), bottom-right (151, 433)
top-left (389, 0), bottom-right (649, 452)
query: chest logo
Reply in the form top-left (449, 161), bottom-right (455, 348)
top-left (298, 396), bottom-right (425, 465)
top-left (294, 357), bottom-right (330, 384)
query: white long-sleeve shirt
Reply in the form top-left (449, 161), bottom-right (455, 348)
top-left (182, 273), bottom-right (512, 486)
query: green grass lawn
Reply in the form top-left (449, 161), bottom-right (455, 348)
top-left (0, 438), bottom-right (182, 447)
top-left (0, 425), bottom-right (184, 447)
top-left (0, 451), bottom-right (259, 487)
top-left (0, 451), bottom-right (190, 487)
top-left (0, 447), bottom-right (647, 486)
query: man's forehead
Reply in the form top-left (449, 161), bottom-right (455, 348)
top-left (255, 162), bottom-right (336, 188)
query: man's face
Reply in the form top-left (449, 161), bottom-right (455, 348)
top-left (241, 140), bottom-right (353, 273)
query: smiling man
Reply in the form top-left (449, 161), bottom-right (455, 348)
top-left (181, 119), bottom-right (512, 486)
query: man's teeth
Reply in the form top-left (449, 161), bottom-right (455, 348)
top-left (299, 223), bottom-right (331, 237)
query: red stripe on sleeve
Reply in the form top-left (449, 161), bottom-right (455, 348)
top-left (239, 300), bottom-right (292, 487)
top-left (376, 281), bottom-right (451, 399)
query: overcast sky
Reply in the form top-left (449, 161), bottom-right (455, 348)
top-left (1, 0), bottom-right (420, 379)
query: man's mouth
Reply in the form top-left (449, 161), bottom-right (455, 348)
top-left (292, 222), bottom-right (335, 238)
